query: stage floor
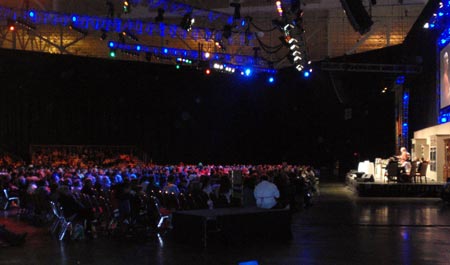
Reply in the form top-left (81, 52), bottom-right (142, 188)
top-left (346, 176), bottom-right (445, 197)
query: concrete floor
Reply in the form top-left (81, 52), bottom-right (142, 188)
top-left (1, 182), bottom-right (450, 265)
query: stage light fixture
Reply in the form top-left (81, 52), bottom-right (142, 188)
top-left (155, 8), bottom-right (165, 23)
top-left (109, 50), bottom-right (116, 57)
top-left (276, 1), bottom-right (283, 17)
top-left (205, 68), bottom-right (211, 75)
top-left (230, 3), bottom-right (241, 20)
top-left (69, 23), bottom-right (87, 35)
top-left (123, 1), bottom-right (130, 14)
top-left (303, 71), bottom-right (310, 78)
top-left (204, 52), bottom-right (211, 59)
top-left (290, 44), bottom-right (300, 50)
top-left (7, 19), bottom-right (15, 31)
top-left (121, 30), bottom-right (139, 42)
top-left (28, 11), bottom-right (35, 18)
top-left (215, 41), bottom-right (226, 51)
top-left (71, 16), bottom-right (77, 22)
top-left (180, 12), bottom-right (195, 31)
top-left (268, 76), bottom-right (275, 83)
top-left (243, 68), bottom-right (252, 77)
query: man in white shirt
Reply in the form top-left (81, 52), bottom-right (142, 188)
top-left (254, 175), bottom-right (280, 209)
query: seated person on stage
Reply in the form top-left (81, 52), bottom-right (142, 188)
top-left (254, 175), bottom-right (280, 209)
top-left (399, 160), bottom-right (412, 183)
top-left (397, 147), bottom-right (412, 182)
top-left (397, 147), bottom-right (411, 163)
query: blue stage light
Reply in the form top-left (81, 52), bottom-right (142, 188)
top-left (396, 75), bottom-right (405, 84)
top-left (108, 41), bottom-right (115, 48)
top-left (441, 117), bottom-right (448, 123)
top-left (439, 12), bottom-right (444, 17)
top-left (136, 45), bottom-right (141, 51)
top-left (442, 39), bottom-right (447, 45)
top-left (268, 76), bottom-right (275, 83)
top-left (244, 68), bottom-right (252, 76)
top-left (29, 11), bottom-right (35, 18)
top-left (402, 123), bottom-right (408, 127)
top-left (303, 71), bottom-right (310, 78)
top-left (163, 48), bottom-right (168, 54)
top-left (71, 16), bottom-right (77, 22)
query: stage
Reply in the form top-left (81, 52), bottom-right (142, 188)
top-left (346, 175), bottom-right (444, 197)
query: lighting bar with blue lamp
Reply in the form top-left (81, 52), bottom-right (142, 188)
top-left (107, 41), bottom-right (277, 75)
top-left (0, 6), bottom-right (247, 45)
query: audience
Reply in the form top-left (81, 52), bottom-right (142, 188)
top-left (0, 146), bottom-right (320, 241)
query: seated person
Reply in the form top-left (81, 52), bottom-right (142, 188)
top-left (254, 175), bottom-right (280, 209)
top-left (398, 160), bottom-right (412, 183)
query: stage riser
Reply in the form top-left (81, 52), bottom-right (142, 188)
top-left (346, 177), bottom-right (444, 197)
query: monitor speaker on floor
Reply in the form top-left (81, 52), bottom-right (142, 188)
top-left (340, 0), bottom-right (373, 35)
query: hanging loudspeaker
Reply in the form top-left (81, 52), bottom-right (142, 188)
top-left (340, 0), bottom-right (374, 35)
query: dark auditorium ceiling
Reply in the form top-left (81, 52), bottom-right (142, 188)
top-left (1, 0), bottom-right (427, 69)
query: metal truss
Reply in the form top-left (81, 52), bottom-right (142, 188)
top-left (320, 62), bottom-right (422, 74)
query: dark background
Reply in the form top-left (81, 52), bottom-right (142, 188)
top-left (0, 12), bottom-right (439, 173)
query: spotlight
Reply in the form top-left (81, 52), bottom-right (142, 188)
top-left (295, 64), bottom-right (304, 71)
top-left (243, 68), bottom-right (252, 77)
top-left (7, 19), bottom-right (15, 31)
top-left (276, 1), bottom-right (283, 17)
top-left (69, 23), bottom-right (87, 36)
top-left (423, 22), bottom-right (430, 29)
top-left (230, 3), bottom-right (241, 20)
top-left (303, 71), bottom-right (310, 78)
top-left (155, 8), bottom-right (165, 23)
top-left (215, 41), bottom-right (226, 51)
top-left (180, 12), bottom-right (195, 31)
top-left (123, 1), bottom-right (130, 14)
top-left (109, 50), bottom-right (116, 57)
top-left (441, 117), bottom-right (448, 123)
top-left (28, 11), bottom-right (35, 18)
top-left (268, 76), bottom-right (275, 83)
top-left (205, 68), bottom-right (211, 75)
top-left (121, 30), bottom-right (138, 42)
top-left (204, 52), bottom-right (210, 59)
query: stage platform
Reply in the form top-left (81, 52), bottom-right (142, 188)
top-left (346, 176), bottom-right (444, 197)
